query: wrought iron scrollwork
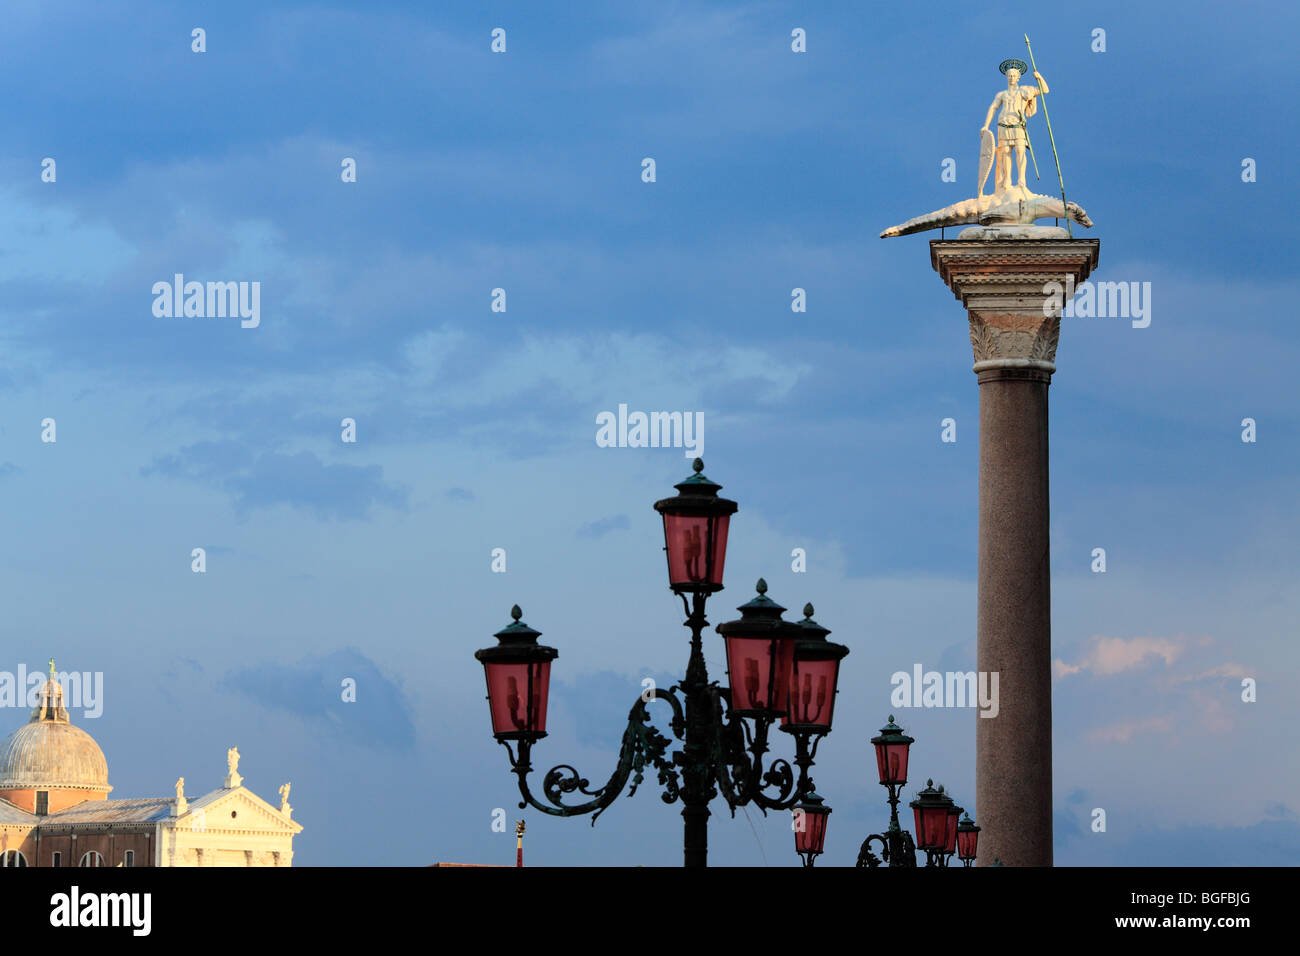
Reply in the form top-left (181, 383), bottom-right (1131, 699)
top-left (501, 668), bottom-right (818, 827)
top-left (504, 687), bottom-right (685, 824)
top-left (494, 586), bottom-right (825, 858)
top-left (856, 826), bottom-right (918, 868)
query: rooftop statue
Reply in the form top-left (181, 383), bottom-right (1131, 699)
top-left (881, 37), bottom-right (1093, 239)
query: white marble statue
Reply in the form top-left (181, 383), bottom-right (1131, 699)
top-left (983, 60), bottom-right (1045, 193)
top-left (882, 53), bottom-right (1092, 238)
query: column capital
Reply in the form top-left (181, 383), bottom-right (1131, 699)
top-left (930, 238), bottom-right (1100, 374)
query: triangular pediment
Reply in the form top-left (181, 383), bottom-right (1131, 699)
top-left (170, 787), bottom-right (301, 834)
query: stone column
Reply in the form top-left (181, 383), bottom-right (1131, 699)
top-left (930, 235), bottom-right (1100, 867)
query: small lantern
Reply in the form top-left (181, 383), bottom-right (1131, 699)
top-left (909, 779), bottom-right (954, 851)
top-left (870, 715), bottom-right (915, 787)
top-left (474, 605), bottom-right (559, 741)
top-left (957, 812), bottom-right (981, 866)
top-left (652, 458), bottom-right (738, 594)
top-left (781, 604), bottom-right (850, 733)
top-left (793, 792), bottom-right (831, 866)
top-left (716, 579), bottom-right (800, 717)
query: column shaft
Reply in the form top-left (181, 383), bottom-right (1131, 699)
top-left (976, 366), bottom-right (1052, 866)
top-left (929, 236), bottom-right (1100, 867)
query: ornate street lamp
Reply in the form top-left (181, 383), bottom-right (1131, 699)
top-left (856, 716), bottom-right (977, 869)
top-left (654, 457), bottom-right (737, 594)
top-left (783, 604), bottom-right (850, 734)
top-left (716, 580), bottom-right (799, 718)
top-left (793, 791), bottom-right (831, 867)
top-left (475, 459), bottom-right (847, 868)
top-left (871, 715), bottom-right (913, 790)
top-left (957, 812), bottom-right (981, 867)
top-left (778, 604), bottom-right (850, 803)
top-left (906, 781), bottom-right (965, 867)
top-left (911, 781), bottom-right (954, 865)
top-left (856, 716), bottom-right (918, 867)
top-left (474, 606), bottom-right (558, 742)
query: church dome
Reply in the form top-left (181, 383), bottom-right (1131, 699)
top-left (0, 671), bottom-right (110, 794)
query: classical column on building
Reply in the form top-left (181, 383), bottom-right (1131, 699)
top-left (930, 236), bottom-right (1100, 867)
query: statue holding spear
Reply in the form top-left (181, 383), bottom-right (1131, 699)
top-left (881, 36), bottom-right (1090, 239)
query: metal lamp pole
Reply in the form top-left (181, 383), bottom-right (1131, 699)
top-left (475, 460), bottom-right (850, 867)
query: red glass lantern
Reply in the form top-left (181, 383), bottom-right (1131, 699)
top-left (716, 579), bottom-right (799, 717)
top-left (870, 716), bottom-right (914, 786)
top-left (909, 780), bottom-right (954, 851)
top-left (474, 605), bottom-right (558, 741)
top-left (793, 792), bottom-right (831, 866)
top-left (782, 604), bottom-right (849, 733)
top-left (653, 459), bottom-right (738, 594)
top-left (956, 812), bottom-right (981, 865)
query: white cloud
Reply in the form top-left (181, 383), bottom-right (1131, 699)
top-left (1054, 634), bottom-right (1201, 679)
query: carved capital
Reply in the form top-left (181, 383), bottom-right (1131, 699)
top-left (968, 309), bottom-right (1060, 371)
top-left (930, 238), bottom-right (1099, 374)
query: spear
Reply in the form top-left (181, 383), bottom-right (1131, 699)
top-left (1024, 126), bottom-right (1041, 180)
top-left (1024, 34), bottom-right (1071, 236)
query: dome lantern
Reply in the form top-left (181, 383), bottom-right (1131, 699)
top-left (0, 658), bottom-right (112, 812)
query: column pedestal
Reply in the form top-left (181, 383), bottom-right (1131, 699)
top-left (930, 237), bottom-right (1100, 867)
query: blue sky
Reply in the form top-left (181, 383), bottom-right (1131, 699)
top-left (0, 0), bottom-right (1296, 865)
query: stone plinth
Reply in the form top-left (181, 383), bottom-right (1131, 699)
top-left (931, 237), bottom-right (1099, 867)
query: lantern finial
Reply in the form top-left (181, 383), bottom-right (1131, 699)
top-left (692, 457), bottom-right (704, 473)
top-left (510, 604), bottom-right (522, 621)
top-left (755, 578), bottom-right (767, 595)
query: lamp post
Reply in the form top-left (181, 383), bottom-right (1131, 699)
top-left (475, 459), bottom-right (849, 868)
top-left (910, 779), bottom-right (957, 867)
top-left (856, 715), bottom-right (979, 868)
top-left (793, 791), bottom-right (831, 867)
